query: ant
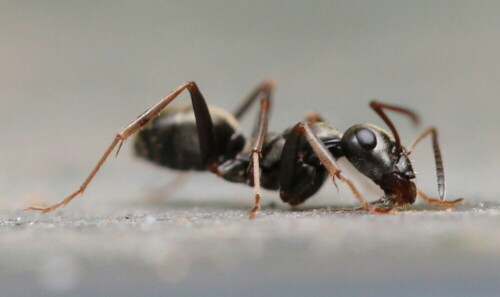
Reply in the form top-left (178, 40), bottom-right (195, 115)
top-left (25, 79), bottom-right (463, 215)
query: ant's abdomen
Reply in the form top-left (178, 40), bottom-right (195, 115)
top-left (134, 103), bottom-right (244, 171)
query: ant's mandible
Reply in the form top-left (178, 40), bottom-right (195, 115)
top-left (26, 79), bottom-right (463, 215)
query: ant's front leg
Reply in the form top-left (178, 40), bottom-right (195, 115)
top-left (282, 122), bottom-right (393, 214)
top-left (407, 126), bottom-right (446, 200)
top-left (417, 189), bottom-right (464, 207)
top-left (25, 82), bottom-right (219, 213)
top-left (405, 127), bottom-right (464, 208)
top-left (407, 126), bottom-right (465, 207)
top-left (352, 196), bottom-right (397, 213)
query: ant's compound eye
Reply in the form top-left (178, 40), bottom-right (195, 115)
top-left (355, 128), bottom-right (377, 150)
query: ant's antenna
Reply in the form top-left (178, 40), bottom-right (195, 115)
top-left (369, 100), bottom-right (420, 153)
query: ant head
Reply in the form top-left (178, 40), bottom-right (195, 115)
top-left (341, 123), bottom-right (417, 205)
top-left (340, 101), bottom-right (426, 206)
top-left (341, 124), bottom-right (415, 184)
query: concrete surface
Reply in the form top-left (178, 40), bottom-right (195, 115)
top-left (1, 200), bottom-right (499, 297)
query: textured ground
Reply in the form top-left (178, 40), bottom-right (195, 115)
top-left (1, 199), bottom-right (499, 297)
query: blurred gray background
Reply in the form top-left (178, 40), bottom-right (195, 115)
top-left (0, 1), bottom-right (499, 296)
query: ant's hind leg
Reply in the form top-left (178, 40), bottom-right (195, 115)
top-left (143, 173), bottom-right (190, 202)
top-left (25, 82), bottom-right (220, 213)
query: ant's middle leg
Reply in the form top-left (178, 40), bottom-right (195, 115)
top-left (232, 79), bottom-right (276, 120)
top-left (242, 80), bottom-right (275, 216)
top-left (25, 82), bottom-right (220, 213)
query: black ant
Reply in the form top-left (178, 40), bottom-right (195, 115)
top-left (25, 79), bottom-right (463, 215)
